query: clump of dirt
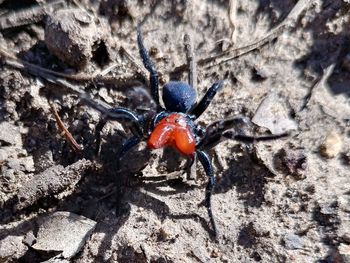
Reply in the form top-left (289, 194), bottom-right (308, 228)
top-left (45, 8), bottom-right (112, 68)
top-left (0, 0), bottom-right (349, 262)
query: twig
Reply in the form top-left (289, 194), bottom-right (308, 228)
top-left (228, 0), bottom-right (238, 45)
top-left (183, 33), bottom-right (197, 90)
top-left (0, 45), bottom-right (142, 125)
top-left (171, 0), bottom-right (312, 73)
top-left (0, 0), bottom-right (66, 30)
top-left (0, 45), bottom-right (143, 87)
top-left (50, 103), bottom-right (82, 152)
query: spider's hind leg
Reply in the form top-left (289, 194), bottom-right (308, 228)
top-left (197, 150), bottom-right (218, 238)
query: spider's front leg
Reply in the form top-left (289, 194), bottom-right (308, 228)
top-left (137, 27), bottom-right (162, 109)
top-left (190, 81), bottom-right (224, 119)
top-left (95, 107), bottom-right (144, 166)
top-left (196, 150), bottom-right (218, 238)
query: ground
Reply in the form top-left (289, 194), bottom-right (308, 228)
top-left (0, 0), bottom-right (349, 262)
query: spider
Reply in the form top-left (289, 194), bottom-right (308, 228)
top-left (94, 28), bottom-right (289, 238)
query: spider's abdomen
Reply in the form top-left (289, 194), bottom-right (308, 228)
top-left (163, 81), bottom-right (197, 113)
top-left (147, 113), bottom-right (195, 155)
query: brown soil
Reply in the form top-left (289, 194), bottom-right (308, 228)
top-left (0, 0), bottom-right (349, 262)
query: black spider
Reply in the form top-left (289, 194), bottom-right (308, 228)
top-left (95, 28), bottom-right (288, 238)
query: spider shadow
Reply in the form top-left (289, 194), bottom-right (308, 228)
top-left (214, 145), bottom-right (273, 208)
top-left (71, 137), bottom-right (216, 259)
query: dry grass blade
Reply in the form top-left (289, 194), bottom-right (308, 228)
top-left (171, 0), bottom-right (312, 73)
top-left (183, 33), bottom-right (197, 90)
top-left (228, 0), bottom-right (237, 44)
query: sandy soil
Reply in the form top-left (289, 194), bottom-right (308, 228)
top-left (0, 0), bottom-right (349, 262)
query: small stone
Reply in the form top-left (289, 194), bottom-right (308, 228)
top-left (0, 122), bottom-right (22, 146)
top-left (23, 231), bottom-right (36, 246)
top-left (191, 248), bottom-right (210, 262)
top-left (98, 88), bottom-right (114, 104)
top-left (342, 233), bottom-right (350, 243)
top-left (338, 196), bottom-right (350, 213)
top-left (335, 243), bottom-right (350, 263)
top-left (314, 202), bottom-right (339, 226)
top-left (283, 233), bottom-right (304, 250)
top-left (320, 131), bottom-right (342, 158)
top-left (288, 202), bottom-right (301, 213)
top-left (0, 235), bottom-right (28, 261)
top-left (6, 156), bottom-right (35, 173)
top-left (32, 211), bottom-right (97, 258)
top-left (252, 65), bottom-right (270, 80)
top-left (157, 228), bottom-right (170, 241)
top-left (210, 248), bottom-right (220, 258)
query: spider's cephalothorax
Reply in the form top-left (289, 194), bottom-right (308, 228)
top-left (95, 27), bottom-right (288, 238)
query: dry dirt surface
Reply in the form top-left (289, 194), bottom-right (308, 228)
top-left (0, 0), bottom-right (350, 262)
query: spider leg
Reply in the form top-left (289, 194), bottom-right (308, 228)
top-left (115, 136), bottom-right (142, 168)
top-left (196, 150), bottom-right (218, 238)
top-left (197, 116), bottom-right (252, 149)
top-left (190, 81), bottom-right (224, 119)
top-left (199, 124), bottom-right (289, 151)
top-left (137, 27), bottom-right (161, 108)
top-left (222, 131), bottom-right (289, 143)
top-left (95, 107), bottom-right (143, 155)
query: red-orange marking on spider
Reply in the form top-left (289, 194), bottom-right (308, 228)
top-left (147, 113), bottom-right (195, 155)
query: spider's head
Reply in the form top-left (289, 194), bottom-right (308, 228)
top-left (162, 81), bottom-right (197, 113)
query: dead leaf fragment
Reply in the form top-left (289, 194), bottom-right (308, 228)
top-left (252, 93), bottom-right (298, 134)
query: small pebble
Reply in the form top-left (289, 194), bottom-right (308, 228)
top-left (283, 233), bottom-right (304, 250)
top-left (0, 122), bottom-right (22, 146)
top-left (0, 235), bottom-right (28, 261)
top-left (98, 88), bottom-right (114, 104)
top-left (32, 211), bottom-right (97, 258)
top-left (338, 196), bottom-right (350, 213)
top-left (157, 228), bottom-right (170, 241)
top-left (336, 243), bottom-right (350, 263)
top-left (210, 248), bottom-right (220, 258)
top-left (320, 131), bottom-right (342, 158)
top-left (342, 232), bottom-right (350, 243)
